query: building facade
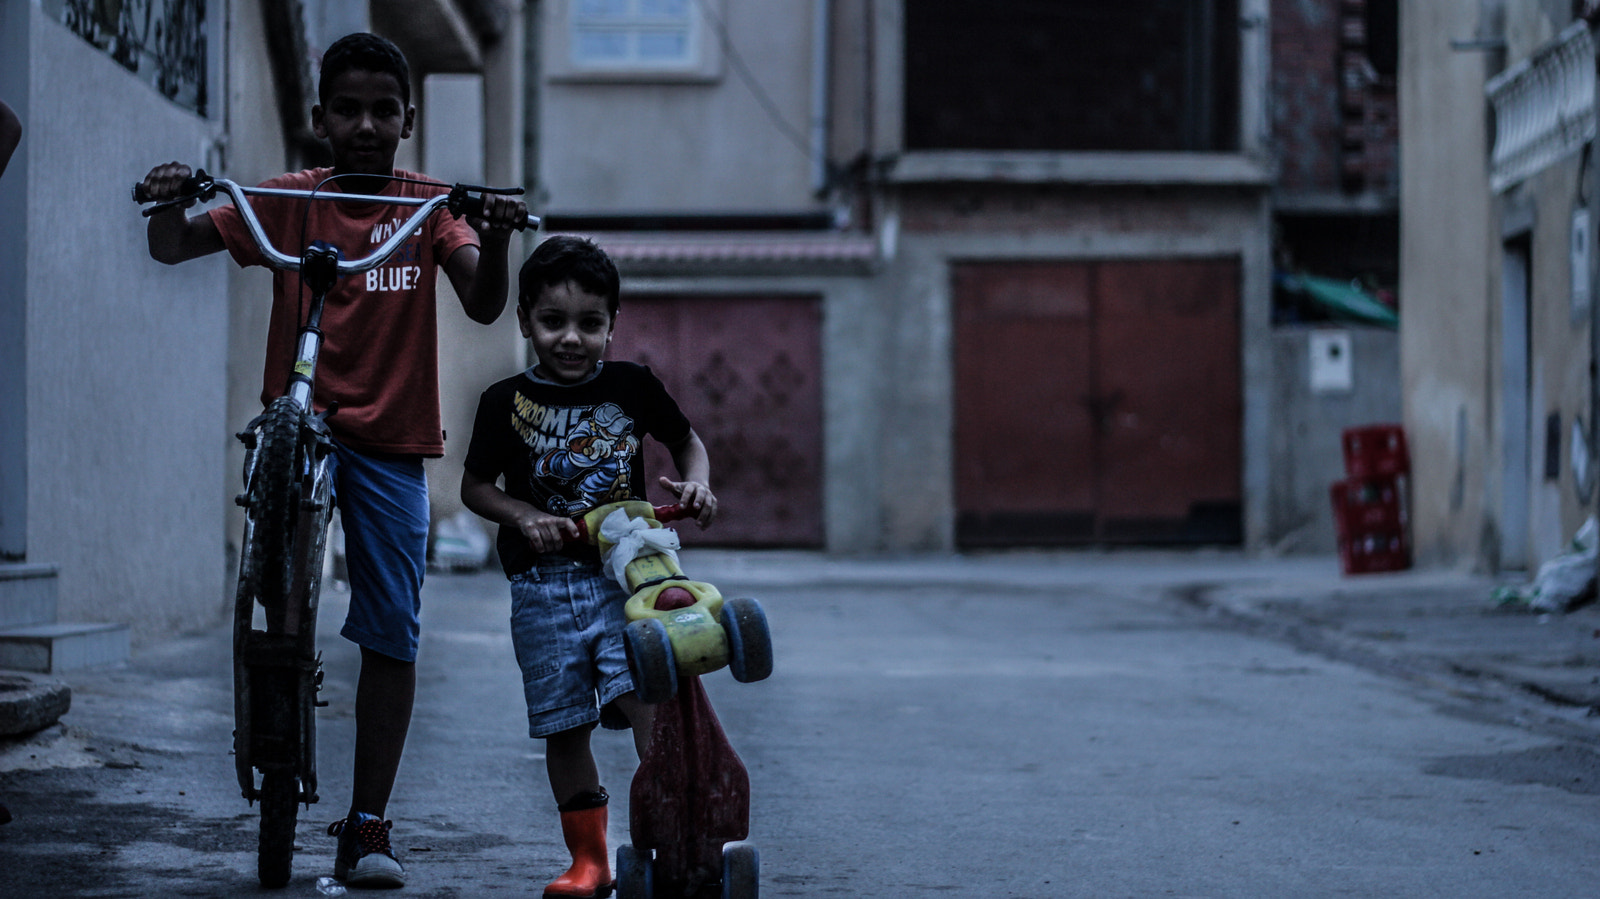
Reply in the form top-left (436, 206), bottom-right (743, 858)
top-left (534, 0), bottom-right (1403, 554)
top-left (1401, 1), bottom-right (1600, 573)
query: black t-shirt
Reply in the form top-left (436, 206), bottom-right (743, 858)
top-left (464, 362), bottom-right (693, 577)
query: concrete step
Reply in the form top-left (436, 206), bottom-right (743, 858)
top-left (0, 563), bottom-right (59, 628)
top-left (0, 622), bottom-right (130, 674)
top-left (0, 673), bottom-right (71, 736)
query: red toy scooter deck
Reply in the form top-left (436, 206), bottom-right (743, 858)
top-left (629, 675), bottom-right (749, 893)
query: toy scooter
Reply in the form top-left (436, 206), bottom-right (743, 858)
top-left (571, 501), bottom-right (771, 898)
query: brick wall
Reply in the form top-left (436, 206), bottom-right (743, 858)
top-left (1272, 0), bottom-right (1398, 195)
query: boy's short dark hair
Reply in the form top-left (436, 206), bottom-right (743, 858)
top-left (320, 32), bottom-right (411, 106)
top-left (519, 236), bottom-right (622, 317)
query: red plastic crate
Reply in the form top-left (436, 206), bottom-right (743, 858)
top-left (1342, 424), bottom-right (1409, 479)
top-left (1337, 529), bottom-right (1412, 575)
top-left (1329, 476), bottom-right (1408, 539)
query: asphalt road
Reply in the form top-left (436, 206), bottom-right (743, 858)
top-left (4, 552), bottom-right (1600, 897)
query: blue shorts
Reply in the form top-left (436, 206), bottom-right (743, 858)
top-left (328, 441), bottom-right (428, 663)
top-left (509, 558), bottom-right (636, 737)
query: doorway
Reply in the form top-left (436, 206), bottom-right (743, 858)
top-left (1500, 235), bottom-right (1532, 571)
top-left (953, 258), bottom-right (1243, 547)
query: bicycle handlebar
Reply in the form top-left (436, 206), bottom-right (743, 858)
top-left (132, 170), bottom-right (540, 276)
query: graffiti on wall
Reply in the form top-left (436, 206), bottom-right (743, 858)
top-left (49, 0), bottom-right (207, 115)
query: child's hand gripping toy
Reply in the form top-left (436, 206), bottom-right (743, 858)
top-left (574, 500), bottom-right (773, 703)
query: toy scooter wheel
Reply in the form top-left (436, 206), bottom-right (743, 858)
top-left (616, 844), bottom-right (653, 898)
top-left (721, 841), bottom-right (759, 899)
top-left (624, 618), bottom-right (678, 704)
top-left (720, 598), bottom-right (773, 684)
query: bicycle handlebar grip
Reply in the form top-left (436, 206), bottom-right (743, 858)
top-left (452, 195), bottom-right (540, 231)
top-left (132, 171), bottom-right (208, 205)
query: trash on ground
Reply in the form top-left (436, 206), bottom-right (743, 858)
top-left (1495, 516), bottom-right (1598, 613)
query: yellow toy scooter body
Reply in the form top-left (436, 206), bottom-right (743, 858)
top-left (574, 501), bottom-right (772, 703)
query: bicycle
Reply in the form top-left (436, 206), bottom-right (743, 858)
top-left (133, 170), bottom-right (536, 888)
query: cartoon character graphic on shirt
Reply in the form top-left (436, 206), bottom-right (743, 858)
top-left (532, 403), bottom-right (638, 516)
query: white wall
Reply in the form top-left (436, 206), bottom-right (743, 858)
top-left (421, 71), bottom-right (530, 524)
top-left (539, 0), bottom-right (820, 212)
top-left (26, 12), bottom-right (230, 640)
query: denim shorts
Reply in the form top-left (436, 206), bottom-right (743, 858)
top-left (509, 558), bottom-right (636, 737)
top-left (328, 441), bottom-right (428, 663)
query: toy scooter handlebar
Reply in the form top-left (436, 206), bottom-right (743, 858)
top-left (568, 503), bottom-right (688, 546)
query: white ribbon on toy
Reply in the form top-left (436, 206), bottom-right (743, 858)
top-left (599, 507), bottom-right (682, 592)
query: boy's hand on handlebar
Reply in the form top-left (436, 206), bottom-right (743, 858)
top-left (659, 477), bottom-right (718, 528)
top-left (468, 194), bottom-right (529, 239)
top-left (139, 161), bottom-right (197, 208)
top-left (518, 508), bottom-right (582, 554)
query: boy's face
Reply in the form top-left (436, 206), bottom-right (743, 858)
top-left (312, 69), bottom-right (414, 176)
top-left (518, 280), bottom-right (615, 384)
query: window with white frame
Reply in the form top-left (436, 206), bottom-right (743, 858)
top-left (547, 0), bottom-right (721, 82)
top-left (572, 0), bottom-right (696, 69)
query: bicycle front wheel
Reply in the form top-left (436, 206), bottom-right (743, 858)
top-left (257, 769), bottom-right (298, 888)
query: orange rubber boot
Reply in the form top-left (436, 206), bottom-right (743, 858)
top-left (544, 799), bottom-right (614, 899)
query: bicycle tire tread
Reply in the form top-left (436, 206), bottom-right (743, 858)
top-left (251, 397), bottom-right (301, 619)
top-left (257, 769), bottom-right (298, 887)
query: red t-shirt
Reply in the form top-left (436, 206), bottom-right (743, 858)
top-left (209, 168), bottom-right (479, 456)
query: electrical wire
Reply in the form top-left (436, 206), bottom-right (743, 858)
top-left (689, 0), bottom-right (814, 163)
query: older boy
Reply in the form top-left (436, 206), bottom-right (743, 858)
top-left (138, 32), bottom-right (525, 888)
top-left (460, 235), bottom-right (715, 898)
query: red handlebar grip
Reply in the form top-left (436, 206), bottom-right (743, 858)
top-left (558, 503), bottom-right (687, 548)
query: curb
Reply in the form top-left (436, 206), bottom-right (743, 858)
top-left (1180, 583), bottom-right (1600, 745)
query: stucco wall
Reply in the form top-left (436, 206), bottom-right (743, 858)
top-left (1267, 327), bottom-right (1402, 554)
top-left (539, 0), bottom-right (820, 212)
top-left (27, 12), bottom-right (230, 641)
top-left (1399, 0), bottom-right (1496, 570)
top-left (221, 0), bottom-right (291, 575)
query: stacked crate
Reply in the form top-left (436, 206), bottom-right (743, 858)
top-left (1330, 424), bottom-right (1411, 574)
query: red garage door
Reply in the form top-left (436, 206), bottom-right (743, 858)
top-left (608, 294), bottom-right (824, 547)
top-left (954, 259), bottom-right (1242, 546)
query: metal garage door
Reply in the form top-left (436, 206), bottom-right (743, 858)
top-left (608, 294), bottom-right (825, 547)
top-left (954, 258), bottom-right (1242, 546)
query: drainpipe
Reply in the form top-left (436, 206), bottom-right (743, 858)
top-left (810, 0), bottom-right (831, 197)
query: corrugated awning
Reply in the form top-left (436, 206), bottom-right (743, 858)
top-left (555, 233), bottom-right (879, 272)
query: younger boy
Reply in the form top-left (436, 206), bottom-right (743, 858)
top-left (460, 235), bottom-right (716, 898)
top-left (138, 32), bottom-right (526, 888)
